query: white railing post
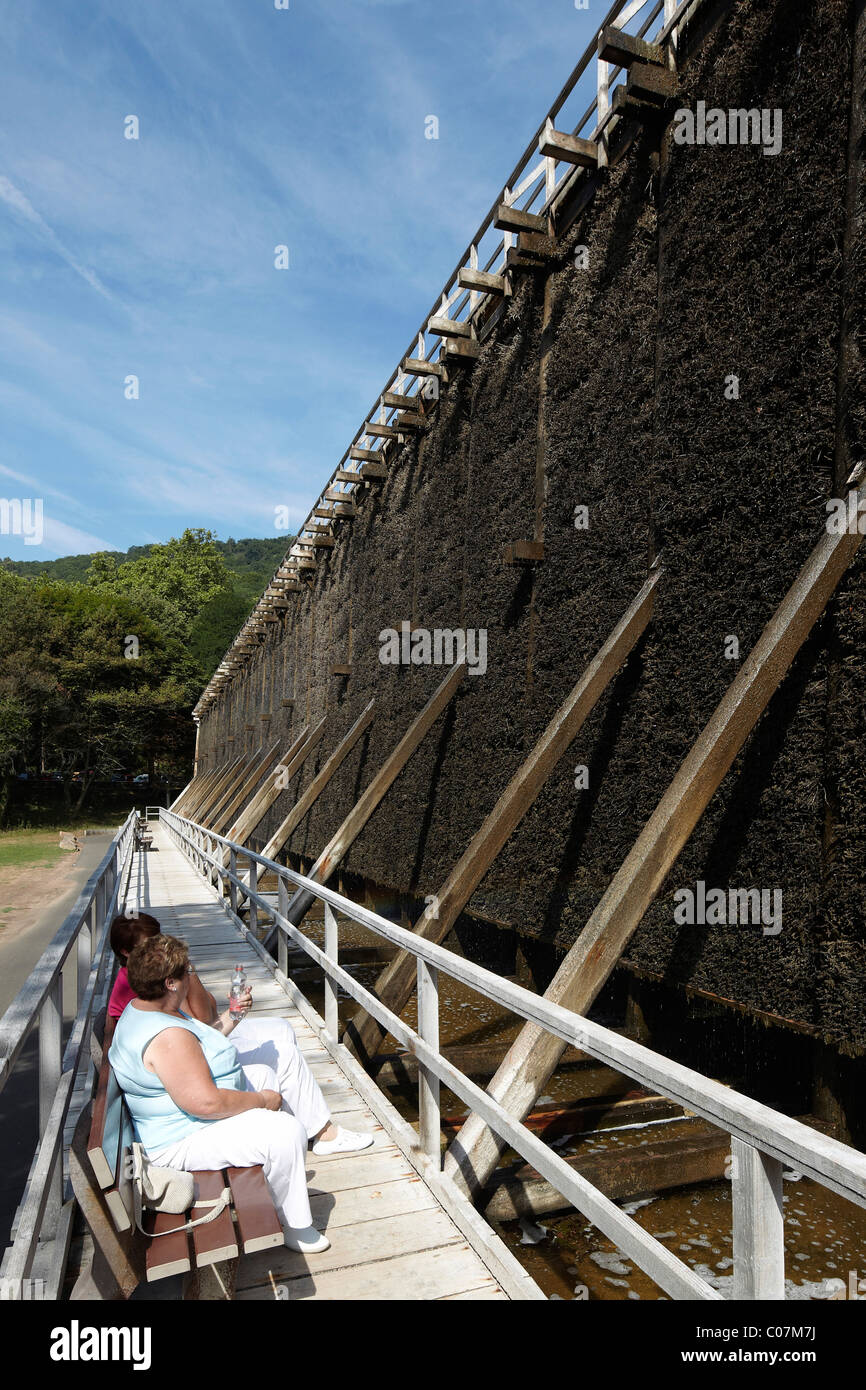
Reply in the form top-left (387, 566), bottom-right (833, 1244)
top-left (664, 0), bottom-right (678, 63)
top-left (248, 856), bottom-right (258, 936)
top-left (277, 877), bottom-right (289, 978)
top-left (77, 906), bottom-right (92, 1007)
top-left (417, 958), bottom-right (441, 1165)
top-left (731, 1138), bottom-right (786, 1300)
top-left (38, 976), bottom-right (63, 1230)
top-left (229, 848), bottom-right (238, 916)
top-left (324, 903), bottom-right (339, 1041)
top-left (597, 57), bottom-right (611, 167)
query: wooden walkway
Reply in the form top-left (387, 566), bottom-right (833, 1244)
top-left (128, 826), bottom-right (516, 1301)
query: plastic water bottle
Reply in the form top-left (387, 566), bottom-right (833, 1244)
top-left (229, 965), bottom-right (247, 1021)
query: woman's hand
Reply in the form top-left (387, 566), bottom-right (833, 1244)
top-left (228, 986), bottom-right (253, 1018)
top-left (258, 1089), bottom-right (282, 1111)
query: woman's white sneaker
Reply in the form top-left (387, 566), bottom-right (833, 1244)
top-left (284, 1226), bottom-right (330, 1254)
top-left (312, 1126), bottom-right (375, 1156)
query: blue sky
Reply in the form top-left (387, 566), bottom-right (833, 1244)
top-left (0, 0), bottom-right (599, 560)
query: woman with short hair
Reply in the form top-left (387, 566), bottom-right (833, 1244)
top-left (109, 934), bottom-right (368, 1253)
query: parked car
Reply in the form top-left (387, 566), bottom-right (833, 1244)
top-left (132, 774), bottom-right (150, 785)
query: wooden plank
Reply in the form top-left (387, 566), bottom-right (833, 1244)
top-left (444, 339), bottom-right (482, 361)
top-left (178, 767), bottom-right (223, 822)
top-left (502, 540), bottom-right (545, 564)
top-left (626, 62), bottom-right (678, 102)
top-left (260, 699), bottom-right (377, 862)
top-left (235, 1242), bottom-right (493, 1302)
top-left (191, 1169), bottom-right (239, 1267)
top-left (262, 662), bottom-right (466, 949)
top-left (732, 1140), bottom-right (785, 1300)
top-left (346, 573), bottom-right (659, 1065)
top-left (360, 462), bottom-right (388, 481)
top-left (238, 1208), bottom-right (461, 1289)
top-left (224, 722), bottom-right (326, 855)
top-left (349, 447), bottom-right (384, 463)
top-left (204, 748), bottom-right (270, 831)
top-left (145, 1211), bottom-right (192, 1282)
top-left (226, 1166), bottom-right (284, 1254)
top-left (382, 391), bottom-right (418, 409)
top-left (305, 1148), bottom-right (411, 1194)
top-left (308, 1176), bottom-right (439, 1230)
top-left (402, 357), bottom-right (445, 378)
top-left (87, 1063), bottom-right (122, 1191)
top-left (365, 422), bottom-right (399, 439)
top-left (194, 757), bottom-right (248, 826)
top-left (428, 315), bottom-right (473, 339)
top-left (448, 489), bottom-right (866, 1195)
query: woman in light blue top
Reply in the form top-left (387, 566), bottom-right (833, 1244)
top-left (108, 934), bottom-right (368, 1253)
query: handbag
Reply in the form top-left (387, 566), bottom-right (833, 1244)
top-left (131, 1142), bottom-right (231, 1237)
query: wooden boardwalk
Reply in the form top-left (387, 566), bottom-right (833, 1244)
top-left (128, 826), bottom-right (518, 1301)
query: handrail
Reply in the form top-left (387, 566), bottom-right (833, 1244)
top-left (0, 811), bottom-right (138, 1286)
top-left (162, 807), bottom-right (866, 1300)
top-left (193, 0), bottom-right (702, 720)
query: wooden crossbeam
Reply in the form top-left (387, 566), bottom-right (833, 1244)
top-left (185, 762), bottom-right (241, 823)
top-left (334, 470), bottom-right (362, 485)
top-left (262, 662), bottom-right (467, 951)
top-left (224, 721), bottom-right (327, 855)
top-left (626, 62), bottom-right (678, 103)
top-left (360, 462), bottom-right (388, 481)
top-left (349, 447), bottom-right (384, 463)
top-left (444, 339), bottom-right (482, 361)
top-left (178, 766), bottom-right (225, 819)
top-left (260, 699), bottom-right (377, 863)
top-left (447, 489), bottom-right (866, 1196)
top-left (344, 572), bottom-right (660, 1066)
top-left (366, 422), bottom-right (400, 439)
top-left (382, 390), bottom-right (418, 410)
top-left (171, 769), bottom-right (213, 818)
top-left (402, 358), bottom-right (445, 378)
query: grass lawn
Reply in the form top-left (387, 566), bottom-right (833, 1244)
top-left (0, 830), bottom-right (69, 872)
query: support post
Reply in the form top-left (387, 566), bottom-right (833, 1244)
top-left (731, 1139), bottom-right (785, 1300)
top-left (39, 977), bottom-right (63, 1231)
top-left (324, 903), bottom-right (339, 1042)
top-left (417, 959), bottom-right (441, 1165)
top-left (277, 878), bottom-right (289, 978)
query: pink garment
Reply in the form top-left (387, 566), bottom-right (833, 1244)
top-left (108, 965), bottom-right (137, 1019)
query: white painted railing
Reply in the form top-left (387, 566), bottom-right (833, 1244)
top-left (162, 808), bottom-right (866, 1301)
top-left (0, 812), bottom-right (137, 1293)
top-left (195, 0), bottom-right (704, 719)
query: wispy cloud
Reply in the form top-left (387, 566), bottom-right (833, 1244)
top-left (0, 174), bottom-right (120, 306)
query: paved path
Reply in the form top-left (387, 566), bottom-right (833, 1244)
top-left (129, 827), bottom-right (511, 1301)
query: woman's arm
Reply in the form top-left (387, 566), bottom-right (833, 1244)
top-left (144, 1027), bottom-right (278, 1119)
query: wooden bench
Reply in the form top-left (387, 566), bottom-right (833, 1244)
top-left (134, 821), bottom-right (154, 852)
top-left (69, 1015), bottom-right (284, 1300)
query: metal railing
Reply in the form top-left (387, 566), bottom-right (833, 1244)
top-left (194, 0), bottom-right (703, 719)
top-left (162, 808), bottom-right (866, 1301)
top-left (0, 812), bottom-right (137, 1291)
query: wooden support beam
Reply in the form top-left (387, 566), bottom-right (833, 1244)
top-left (495, 203), bottom-right (548, 235)
top-left (333, 471), bottom-right (362, 486)
top-left (184, 762), bottom-right (239, 823)
top-left (314, 503), bottom-right (357, 519)
top-left (382, 390), bottom-right (418, 410)
top-left (457, 267), bottom-right (509, 297)
top-left (444, 339), bottom-right (482, 361)
top-left (732, 1140), bottom-right (785, 1300)
top-left (538, 125), bottom-right (599, 168)
top-left (193, 757), bottom-right (248, 826)
top-left (447, 490), bottom-right (866, 1196)
top-left (209, 742), bottom-right (283, 835)
top-left (428, 315), bottom-right (473, 339)
top-left (349, 447), bottom-right (384, 463)
top-left (365, 422), bottom-right (400, 439)
top-left (260, 699), bottom-right (377, 862)
top-left (173, 768), bottom-right (217, 819)
top-left (262, 662), bottom-right (467, 951)
top-left (345, 572), bottom-right (660, 1066)
top-left (204, 753), bottom-right (269, 829)
top-left (360, 462), bottom-right (388, 481)
top-left (598, 25), bottom-right (664, 68)
top-left (310, 533), bottom-right (337, 547)
top-left (626, 62), bottom-right (678, 103)
top-left (224, 720), bottom-right (327, 854)
top-left (330, 664), bottom-right (352, 678)
top-left (396, 412), bottom-right (429, 430)
top-left (402, 357), bottom-right (445, 378)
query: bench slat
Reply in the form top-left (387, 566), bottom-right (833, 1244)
top-left (145, 1211), bottom-right (192, 1281)
top-left (191, 1170), bottom-right (239, 1266)
top-left (226, 1166), bottom-right (284, 1254)
top-left (87, 1061), bottom-right (123, 1189)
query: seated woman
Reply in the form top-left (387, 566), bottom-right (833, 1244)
top-left (109, 934), bottom-right (364, 1253)
top-left (108, 913), bottom-right (368, 1158)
